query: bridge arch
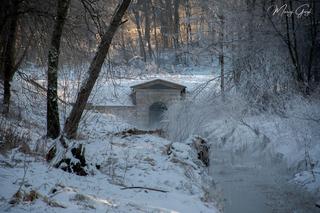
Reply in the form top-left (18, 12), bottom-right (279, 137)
top-left (149, 102), bottom-right (167, 127)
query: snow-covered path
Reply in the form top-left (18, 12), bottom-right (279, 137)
top-left (209, 151), bottom-right (318, 213)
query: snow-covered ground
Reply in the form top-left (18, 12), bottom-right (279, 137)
top-left (0, 71), bottom-right (220, 212)
top-left (1, 64), bottom-right (320, 212)
top-left (0, 111), bottom-right (219, 213)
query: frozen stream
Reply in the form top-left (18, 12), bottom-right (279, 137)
top-left (209, 150), bottom-right (318, 213)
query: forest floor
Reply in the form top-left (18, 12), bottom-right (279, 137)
top-left (209, 151), bottom-right (319, 213)
top-left (0, 112), bottom-right (219, 213)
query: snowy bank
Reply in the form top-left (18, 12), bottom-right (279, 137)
top-left (0, 111), bottom-right (219, 212)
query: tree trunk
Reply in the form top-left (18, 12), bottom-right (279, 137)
top-left (47, 0), bottom-right (71, 139)
top-left (173, 0), bottom-right (180, 64)
top-left (159, 0), bottom-right (172, 49)
top-left (232, 34), bottom-right (241, 89)
top-left (143, 0), bottom-right (153, 60)
top-left (312, 1), bottom-right (320, 84)
top-left (219, 15), bottom-right (225, 101)
top-left (0, 1), bottom-right (10, 36)
top-left (152, 3), bottom-right (159, 66)
top-left (132, 8), bottom-right (146, 62)
top-left (63, 0), bottom-right (131, 139)
top-left (1, 0), bottom-right (19, 115)
top-left (306, 0), bottom-right (318, 93)
top-left (185, 0), bottom-right (192, 46)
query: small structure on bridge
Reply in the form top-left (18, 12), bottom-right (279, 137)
top-left (131, 79), bottom-right (186, 127)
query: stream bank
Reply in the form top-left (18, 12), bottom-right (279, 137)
top-left (209, 150), bottom-right (318, 213)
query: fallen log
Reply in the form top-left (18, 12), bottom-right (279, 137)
top-left (114, 128), bottom-right (163, 138)
top-left (120, 186), bottom-right (168, 193)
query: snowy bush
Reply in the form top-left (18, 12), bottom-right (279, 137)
top-left (162, 87), bottom-right (247, 142)
top-left (0, 119), bottom-right (31, 156)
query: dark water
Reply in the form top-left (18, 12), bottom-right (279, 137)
top-left (209, 150), bottom-right (318, 213)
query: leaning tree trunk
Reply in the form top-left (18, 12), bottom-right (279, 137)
top-left (2, 0), bottom-right (19, 115)
top-left (63, 0), bottom-right (132, 139)
top-left (47, 0), bottom-right (71, 139)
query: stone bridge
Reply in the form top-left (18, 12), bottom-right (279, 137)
top-left (87, 79), bottom-right (186, 128)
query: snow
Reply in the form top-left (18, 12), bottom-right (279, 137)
top-left (73, 74), bottom-right (214, 106)
top-left (2, 63), bottom-right (320, 212)
top-left (204, 103), bottom-right (320, 194)
top-left (292, 169), bottom-right (320, 194)
top-left (0, 131), bottom-right (218, 212)
top-left (18, 63), bottom-right (214, 106)
top-left (0, 75), bottom-right (219, 213)
top-left (164, 88), bottom-right (320, 198)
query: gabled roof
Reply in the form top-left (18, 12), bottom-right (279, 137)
top-left (130, 79), bottom-right (186, 90)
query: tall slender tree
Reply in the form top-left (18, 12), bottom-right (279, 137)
top-left (143, 0), bottom-right (153, 59)
top-left (219, 14), bottom-right (225, 101)
top-left (173, 0), bottom-right (180, 63)
top-left (132, 6), bottom-right (146, 61)
top-left (47, 0), bottom-right (71, 139)
top-left (1, 0), bottom-right (19, 114)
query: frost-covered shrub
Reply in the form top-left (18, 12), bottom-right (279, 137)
top-left (235, 48), bottom-right (295, 113)
top-left (164, 85), bottom-right (320, 171)
top-left (162, 99), bottom-right (206, 141)
top-left (162, 88), bottom-right (247, 142)
top-left (0, 119), bottom-right (31, 155)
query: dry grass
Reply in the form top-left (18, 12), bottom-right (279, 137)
top-left (0, 119), bottom-right (31, 156)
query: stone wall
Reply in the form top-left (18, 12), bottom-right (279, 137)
top-left (86, 105), bottom-right (137, 121)
top-left (85, 89), bottom-right (183, 128)
top-left (134, 88), bottom-right (183, 127)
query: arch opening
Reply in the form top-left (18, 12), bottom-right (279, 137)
top-left (149, 102), bottom-right (167, 127)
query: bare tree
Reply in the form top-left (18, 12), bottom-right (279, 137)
top-left (219, 14), bottom-right (225, 101)
top-left (132, 5), bottom-right (146, 62)
top-left (143, 0), bottom-right (153, 59)
top-left (1, 0), bottom-right (19, 114)
top-left (184, 0), bottom-right (192, 46)
top-left (173, 0), bottom-right (181, 63)
top-left (63, 0), bottom-right (132, 139)
top-left (46, 0), bottom-right (71, 139)
top-left (267, 0), bottom-right (319, 94)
